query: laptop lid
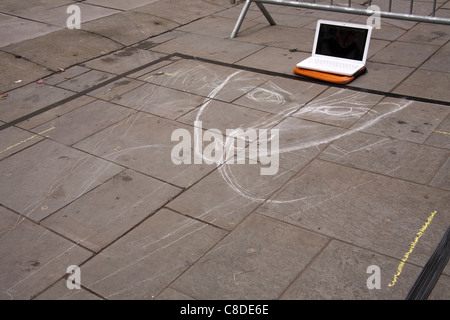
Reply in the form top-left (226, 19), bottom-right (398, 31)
top-left (312, 20), bottom-right (372, 64)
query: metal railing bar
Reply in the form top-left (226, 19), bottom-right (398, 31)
top-left (230, 0), bottom-right (450, 38)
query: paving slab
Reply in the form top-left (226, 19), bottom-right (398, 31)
top-left (0, 13), bottom-right (61, 48)
top-left (437, 7), bottom-right (450, 16)
top-left (281, 240), bottom-right (422, 299)
top-left (42, 169), bottom-right (181, 252)
top-left (80, 208), bottom-right (227, 299)
top-left (270, 116), bottom-right (347, 171)
top-left (235, 46), bottom-right (312, 75)
top-left (0, 139), bottom-right (124, 222)
top-left (43, 66), bottom-right (91, 86)
top-left (178, 15), bottom-right (260, 38)
top-left (425, 113), bottom-right (450, 149)
top-left (291, 87), bottom-right (384, 128)
top-left (0, 206), bottom-right (92, 300)
top-left (392, 69), bottom-right (450, 102)
top-left (368, 24), bottom-right (407, 41)
top-left (256, 160), bottom-right (450, 267)
top-left (420, 42), bottom-right (450, 73)
top-left (373, 0), bottom-right (438, 15)
top-left (86, 78), bottom-right (144, 101)
top-left (252, 11), bottom-right (318, 28)
top-left (111, 83), bottom-right (206, 120)
top-left (0, 51), bottom-right (52, 94)
top-left (35, 279), bottom-right (101, 300)
top-left (232, 24), bottom-right (315, 51)
top-left (397, 22), bottom-right (450, 46)
top-left (56, 70), bottom-right (117, 92)
top-left (16, 95), bottom-right (96, 130)
top-left (131, 0), bottom-right (227, 24)
top-left (73, 112), bottom-right (216, 188)
top-left (366, 39), bottom-right (391, 58)
top-left (178, 99), bottom-right (281, 133)
top-left (0, 126), bottom-right (45, 160)
top-left (349, 61), bottom-right (415, 92)
top-left (85, 0), bottom-right (161, 11)
top-left (166, 164), bottom-right (297, 230)
top-left (156, 287), bottom-right (194, 300)
top-left (428, 275), bottom-right (450, 300)
top-left (140, 59), bottom-right (269, 102)
top-left (131, 31), bottom-right (186, 51)
top-left (124, 54), bottom-right (181, 79)
top-left (2, 29), bottom-right (124, 71)
top-left (319, 131), bottom-right (449, 184)
top-left (0, 82), bottom-right (73, 123)
top-left (430, 158), bottom-right (450, 190)
top-left (0, 0), bottom-right (73, 14)
top-left (214, 3), bottom-right (264, 21)
top-left (30, 100), bottom-right (135, 146)
top-left (82, 11), bottom-right (179, 46)
top-left (82, 47), bottom-right (166, 75)
top-left (352, 98), bottom-right (450, 143)
top-left (171, 213), bottom-right (329, 299)
top-left (152, 33), bottom-right (264, 64)
top-left (370, 41), bottom-right (440, 68)
top-left (374, 16), bottom-right (417, 30)
top-left (279, 6), bottom-right (356, 22)
top-left (11, 3), bottom-right (120, 29)
top-left (234, 75), bottom-right (328, 115)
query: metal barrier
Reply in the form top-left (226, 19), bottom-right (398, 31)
top-left (230, 0), bottom-right (450, 38)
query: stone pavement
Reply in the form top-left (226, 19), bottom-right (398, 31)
top-left (0, 0), bottom-right (449, 300)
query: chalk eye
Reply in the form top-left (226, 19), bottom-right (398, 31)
top-left (246, 88), bottom-right (286, 105)
top-left (298, 105), bottom-right (369, 119)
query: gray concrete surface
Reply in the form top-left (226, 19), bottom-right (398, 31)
top-left (0, 0), bottom-right (449, 300)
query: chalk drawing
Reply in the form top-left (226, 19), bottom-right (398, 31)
top-left (0, 60), bottom-right (425, 299)
top-left (388, 210), bottom-right (437, 287)
top-left (122, 61), bottom-right (411, 207)
top-left (0, 62), bottom-right (415, 234)
top-left (122, 61), bottom-right (414, 206)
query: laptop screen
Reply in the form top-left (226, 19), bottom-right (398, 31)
top-left (315, 23), bottom-right (369, 61)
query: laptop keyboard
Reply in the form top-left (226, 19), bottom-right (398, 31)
top-left (312, 58), bottom-right (356, 70)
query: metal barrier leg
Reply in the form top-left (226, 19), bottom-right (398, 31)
top-left (255, 2), bottom-right (277, 26)
top-left (230, 0), bottom-right (277, 38)
top-left (230, 0), bottom-right (252, 38)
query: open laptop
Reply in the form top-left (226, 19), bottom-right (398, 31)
top-left (296, 20), bottom-right (372, 76)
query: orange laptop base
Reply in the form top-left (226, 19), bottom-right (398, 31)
top-left (293, 66), bottom-right (367, 85)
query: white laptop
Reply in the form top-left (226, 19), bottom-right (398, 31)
top-left (296, 20), bottom-right (372, 76)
